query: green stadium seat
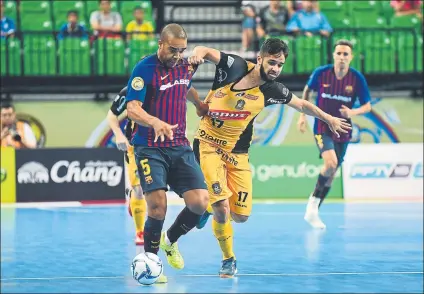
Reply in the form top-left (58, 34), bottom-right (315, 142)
top-left (390, 15), bottom-right (422, 32)
top-left (350, 1), bottom-right (380, 11)
top-left (1, 39), bottom-right (22, 76)
top-left (361, 33), bottom-right (395, 73)
top-left (20, 0), bottom-right (51, 12)
top-left (3, 1), bottom-right (17, 24)
top-left (329, 17), bottom-right (352, 29)
top-left (53, 1), bottom-right (86, 30)
top-left (58, 39), bottom-right (91, 75)
top-left (95, 38), bottom-right (126, 75)
top-left (21, 16), bottom-right (53, 31)
top-left (294, 36), bottom-right (328, 74)
top-left (418, 36), bottom-right (423, 72)
top-left (23, 36), bottom-right (57, 75)
top-left (20, 1), bottom-right (53, 31)
top-left (128, 39), bottom-right (157, 69)
top-left (354, 15), bottom-right (387, 28)
top-left (380, 1), bottom-right (395, 19)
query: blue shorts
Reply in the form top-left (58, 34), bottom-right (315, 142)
top-left (134, 145), bottom-right (207, 196)
top-left (242, 17), bottom-right (256, 29)
top-left (314, 134), bottom-right (349, 166)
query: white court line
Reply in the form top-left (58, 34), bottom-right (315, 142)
top-left (1, 271), bottom-right (423, 281)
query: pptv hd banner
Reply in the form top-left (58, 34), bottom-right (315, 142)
top-left (15, 148), bottom-right (125, 202)
top-left (342, 144), bottom-right (423, 200)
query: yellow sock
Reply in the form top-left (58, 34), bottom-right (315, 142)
top-left (212, 218), bottom-right (235, 260)
top-left (130, 192), bottom-right (146, 233)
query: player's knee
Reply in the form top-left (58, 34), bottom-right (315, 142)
top-left (184, 189), bottom-right (209, 215)
top-left (231, 212), bottom-right (249, 223)
top-left (132, 185), bottom-right (144, 199)
top-left (323, 159), bottom-right (338, 174)
top-left (212, 200), bottom-right (230, 223)
top-left (145, 191), bottom-right (167, 220)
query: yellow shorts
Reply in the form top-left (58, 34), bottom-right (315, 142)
top-left (195, 140), bottom-right (252, 217)
top-left (126, 145), bottom-right (140, 187)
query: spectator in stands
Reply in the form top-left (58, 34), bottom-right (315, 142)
top-left (391, 0), bottom-right (422, 17)
top-left (256, 0), bottom-right (290, 40)
top-left (1, 103), bottom-right (37, 149)
top-left (90, 0), bottom-right (123, 38)
top-left (57, 11), bottom-right (88, 40)
top-left (286, 0), bottom-right (332, 37)
top-left (125, 6), bottom-right (154, 41)
top-left (286, 0), bottom-right (319, 16)
top-left (241, 1), bottom-right (269, 51)
top-left (1, 1), bottom-right (15, 39)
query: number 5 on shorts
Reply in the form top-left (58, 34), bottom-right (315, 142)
top-left (140, 159), bottom-right (151, 176)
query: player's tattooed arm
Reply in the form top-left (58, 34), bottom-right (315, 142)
top-left (288, 95), bottom-right (352, 138)
top-left (127, 101), bottom-right (178, 142)
top-left (189, 46), bottom-right (221, 65)
top-left (187, 87), bottom-right (209, 117)
top-left (107, 110), bottom-right (129, 151)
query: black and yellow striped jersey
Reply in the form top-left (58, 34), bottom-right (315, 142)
top-left (194, 52), bottom-right (293, 154)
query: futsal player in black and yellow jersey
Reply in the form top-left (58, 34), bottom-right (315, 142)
top-left (188, 38), bottom-right (352, 277)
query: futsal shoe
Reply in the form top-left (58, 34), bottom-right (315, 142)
top-left (155, 272), bottom-right (168, 284)
top-left (304, 195), bottom-right (326, 229)
top-left (219, 257), bottom-right (237, 278)
top-left (135, 231), bottom-right (144, 246)
top-left (125, 188), bottom-right (133, 217)
top-left (196, 210), bottom-right (212, 229)
top-left (159, 232), bottom-right (185, 270)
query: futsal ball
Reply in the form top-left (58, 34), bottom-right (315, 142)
top-left (131, 252), bottom-right (163, 285)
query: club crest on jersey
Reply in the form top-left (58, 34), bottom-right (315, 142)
top-left (235, 99), bottom-right (246, 110)
top-left (211, 182), bottom-right (222, 194)
top-left (345, 85), bottom-right (353, 94)
top-left (214, 90), bottom-right (226, 98)
top-left (131, 77), bottom-right (144, 90)
top-left (145, 175), bottom-right (153, 184)
top-left (188, 65), bottom-right (194, 74)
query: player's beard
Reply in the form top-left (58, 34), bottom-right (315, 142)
top-left (260, 63), bottom-right (274, 82)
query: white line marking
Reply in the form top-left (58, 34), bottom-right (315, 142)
top-left (1, 271), bottom-right (422, 281)
top-left (1, 202), bottom-right (82, 208)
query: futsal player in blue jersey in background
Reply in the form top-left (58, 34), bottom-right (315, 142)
top-left (297, 39), bottom-right (372, 229)
top-left (125, 23), bottom-right (210, 283)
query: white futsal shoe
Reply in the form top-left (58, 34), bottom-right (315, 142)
top-left (304, 195), bottom-right (326, 229)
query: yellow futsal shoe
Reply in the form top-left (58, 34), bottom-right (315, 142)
top-left (159, 232), bottom-right (184, 270)
top-left (155, 272), bottom-right (168, 284)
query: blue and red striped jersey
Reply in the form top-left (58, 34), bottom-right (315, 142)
top-left (126, 54), bottom-right (198, 147)
top-left (307, 64), bottom-right (371, 142)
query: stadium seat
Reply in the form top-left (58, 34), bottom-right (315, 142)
top-left (95, 38), bottom-right (126, 75)
top-left (390, 15), bottom-right (422, 32)
top-left (361, 33), bottom-right (395, 73)
top-left (329, 17), bottom-right (352, 29)
top-left (52, 1), bottom-right (86, 30)
top-left (3, 1), bottom-right (17, 25)
top-left (294, 36), bottom-right (328, 74)
top-left (23, 36), bottom-right (57, 75)
top-left (354, 15), bottom-right (387, 28)
top-left (319, 1), bottom-right (349, 24)
top-left (85, 0), bottom-right (118, 19)
top-left (20, 1), bottom-right (53, 31)
top-left (128, 39), bottom-right (157, 69)
top-left (58, 39), bottom-right (91, 75)
top-left (1, 39), bottom-right (22, 76)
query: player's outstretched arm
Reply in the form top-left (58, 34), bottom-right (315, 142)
top-left (107, 110), bottom-right (129, 151)
top-left (297, 85), bottom-right (314, 133)
top-left (187, 87), bottom-right (209, 117)
top-left (189, 46), bottom-right (221, 65)
top-left (288, 94), bottom-right (352, 138)
top-left (127, 101), bottom-right (178, 142)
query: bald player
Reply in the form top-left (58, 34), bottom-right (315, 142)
top-left (126, 23), bottom-right (209, 283)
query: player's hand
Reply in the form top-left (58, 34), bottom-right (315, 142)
top-left (339, 105), bottom-right (354, 119)
top-left (115, 133), bottom-right (130, 151)
top-left (327, 116), bottom-right (352, 138)
top-left (297, 114), bottom-right (307, 133)
top-left (151, 118), bottom-right (178, 142)
top-left (188, 54), bottom-right (205, 65)
top-left (196, 101), bottom-right (209, 117)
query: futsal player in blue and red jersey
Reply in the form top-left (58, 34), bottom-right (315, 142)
top-left (297, 39), bottom-right (372, 229)
top-left (126, 23), bottom-right (209, 283)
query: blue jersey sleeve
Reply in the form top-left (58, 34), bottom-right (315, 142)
top-left (306, 67), bottom-right (321, 91)
top-left (356, 71), bottom-right (371, 105)
top-left (126, 61), bottom-right (153, 103)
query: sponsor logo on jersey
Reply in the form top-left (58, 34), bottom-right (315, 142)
top-left (245, 94), bottom-right (259, 100)
top-left (321, 93), bottom-right (352, 102)
top-left (160, 79), bottom-right (190, 91)
top-left (215, 148), bottom-right (238, 166)
top-left (266, 98), bottom-right (286, 104)
top-left (235, 99), bottom-right (246, 110)
top-left (217, 68), bottom-right (227, 84)
top-left (198, 129), bottom-right (228, 146)
top-left (236, 92), bottom-right (245, 97)
top-left (227, 56), bottom-right (235, 68)
top-left (208, 110), bottom-right (251, 120)
top-left (214, 90), bottom-right (226, 98)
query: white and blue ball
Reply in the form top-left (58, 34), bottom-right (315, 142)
top-left (131, 252), bottom-right (163, 285)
